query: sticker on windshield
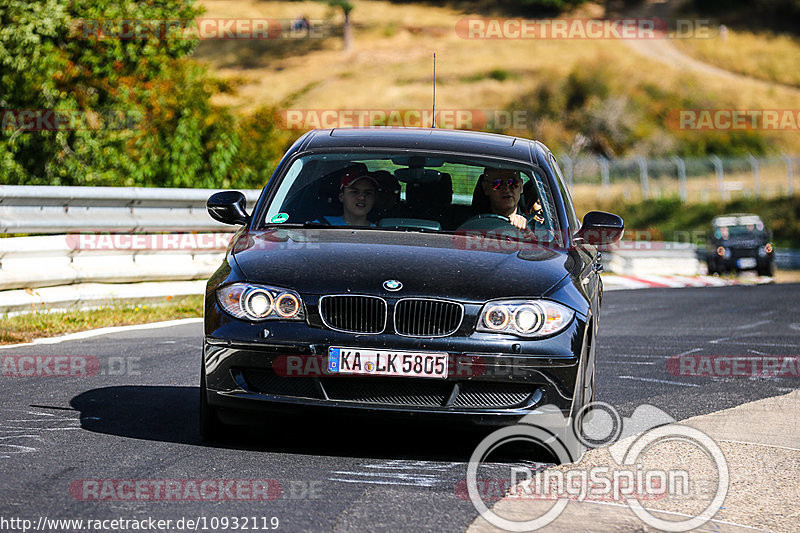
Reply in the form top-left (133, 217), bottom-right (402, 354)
top-left (270, 213), bottom-right (289, 224)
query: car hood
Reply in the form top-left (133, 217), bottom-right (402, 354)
top-left (231, 228), bottom-right (570, 302)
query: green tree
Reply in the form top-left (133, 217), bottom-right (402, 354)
top-left (321, 0), bottom-right (353, 51)
top-left (0, 0), bottom-right (247, 187)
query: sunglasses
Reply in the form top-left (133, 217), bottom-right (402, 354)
top-left (489, 178), bottom-right (521, 190)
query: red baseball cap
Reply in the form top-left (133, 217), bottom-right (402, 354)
top-left (340, 168), bottom-right (378, 190)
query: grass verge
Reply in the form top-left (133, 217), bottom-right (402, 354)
top-left (0, 295), bottom-right (204, 345)
top-left (577, 195), bottom-right (800, 249)
top-left (672, 29), bottom-right (800, 88)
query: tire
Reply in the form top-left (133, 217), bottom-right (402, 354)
top-left (199, 369), bottom-right (226, 442)
top-left (757, 261), bottom-right (775, 277)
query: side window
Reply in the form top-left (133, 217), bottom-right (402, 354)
top-left (549, 154), bottom-right (580, 233)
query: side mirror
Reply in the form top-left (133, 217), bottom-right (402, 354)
top-left (207, 191), bottom-right (250, 226)
top-left (574, 211), bottom-right (624, 246)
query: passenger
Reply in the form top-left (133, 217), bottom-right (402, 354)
top-left (325, 168), bottom-right (378, 226)
top-left (478, 167), bottom-right (528, 231)
top-left (522, 180), bottom-right (545, 225)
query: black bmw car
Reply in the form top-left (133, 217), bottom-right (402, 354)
top-left (201, 128), bottom-right (623, 447)
top-left (706, 213), bottom-right (775, 276)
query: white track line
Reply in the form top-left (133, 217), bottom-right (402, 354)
top-left (0, 318), bottom-right (203, 350)
top-left (618, 375), bottom-right (700, 387)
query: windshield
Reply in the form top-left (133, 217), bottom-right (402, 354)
top-left (257, 151), bottom-right (561, 244)
top-left (714, 220), bottom-right (766, 240)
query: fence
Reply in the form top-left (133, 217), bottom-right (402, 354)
top-left (560, 153), bottom-right (799, 203)
top-left (1, 180), bottom-right (797, 315)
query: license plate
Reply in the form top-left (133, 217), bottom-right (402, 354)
top-left (737, 257), bottom-right (757, 269)
top-left (327, 347), bottom-right (448, 379)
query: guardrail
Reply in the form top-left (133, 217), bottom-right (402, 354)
top-left (1, 185), bottom-right (798, 315)
top-left (0, 185), bottom-right (261, 233)
top-left (0, 185), bottom-right (261, 314)
top-left (0, 233), bottom-right (234, 291)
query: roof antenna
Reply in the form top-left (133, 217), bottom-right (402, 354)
top-left (431, 52), bottom-right (436, 128)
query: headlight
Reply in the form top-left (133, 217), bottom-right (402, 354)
top-left (716, 246), bottom-right (730, 258)
top-left (477, 300), bottom-right (574, 338)
top-left (217, 283), bottom-right (305, 321)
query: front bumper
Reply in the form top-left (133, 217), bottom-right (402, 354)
top-left (203, 310), bottom-right (587, 427)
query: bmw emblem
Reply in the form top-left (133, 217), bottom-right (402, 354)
top-left (383, 279), bottom-right (403, 291)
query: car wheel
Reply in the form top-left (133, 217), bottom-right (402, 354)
top-left (757, 262), bottom-right (775, 277)
top-left (706, 262), bottom-right (717, 275)
top-left (200, 368), bottom-right (227, 441)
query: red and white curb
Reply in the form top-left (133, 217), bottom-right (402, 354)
top-left (603, 274), bottom-right (773, 291)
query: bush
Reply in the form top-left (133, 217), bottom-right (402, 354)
top-left (502, 58), bottom-right (775, 158)
top-left (0, 0), bottom-right (285, 189)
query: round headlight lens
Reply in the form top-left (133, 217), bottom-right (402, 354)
top-left (716, 246), bottom-right (726, 257)
top-left (484, 305), bottom-right (510, 330)
top-left (243, 288), bottom-right (273, 318)
top-left (275, 292), bottom-right (300, 318)
top-left (512, 304), bottom-right (543, 334)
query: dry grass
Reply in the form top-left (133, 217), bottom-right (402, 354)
top-left (0, 296), bottom-right (203, 345)
top-left (672, 29), bottom-right (800, 89)
top-left (194, 1), bottom-right (800, 155)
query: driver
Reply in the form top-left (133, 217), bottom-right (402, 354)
top-left (479, 167), bottom-right (528, 231)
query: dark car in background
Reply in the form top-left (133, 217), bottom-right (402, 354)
top-left (706, 214), bottom-right (774, 276)
top-left (201, 128), bottom-right (623, 457)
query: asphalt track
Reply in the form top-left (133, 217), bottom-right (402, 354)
top-left (0, 283), bottom-right (798, 532)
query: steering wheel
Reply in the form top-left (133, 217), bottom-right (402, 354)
top-left (456, 213), bottom-right (513, 232)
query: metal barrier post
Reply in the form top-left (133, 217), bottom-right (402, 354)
top-left (672, 156), bottom-right (687, 202)
top-left (598, 156), bottom-right (610, 192)
top-left (748, 154), bottom-right (760, 198)
top-left (710, 155), bottom-right (724, 200)
top-left (637, 156), bottom-right (649, 200)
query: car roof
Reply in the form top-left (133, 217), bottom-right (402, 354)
top-left (298, 127), bottom-right (542, 164)
top-left (712, 213), bottom-right (764, 226)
